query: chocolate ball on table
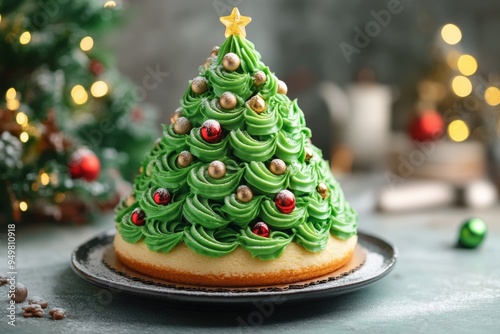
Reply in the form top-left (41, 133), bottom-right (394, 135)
top-left (10, 283), bottom-right (28, 303)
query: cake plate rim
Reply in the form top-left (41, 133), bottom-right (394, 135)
top-left (70, 229), bottom-right (397, 306)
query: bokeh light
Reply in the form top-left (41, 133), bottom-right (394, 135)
top-left (80, 36), bottom-right (94, 51)
top-left (71, 85), bottom-right (88, 104)
top-left (91, 81), bottom-right (109, 97)
top-left (19, 131), bottom-right (29, 143)
top-left (457, 55), bottom-right (477, 76)
top-left (6, 87), bottom-right (17, 100)
top-left (20, 31), bottom-right (31, 45)
top-left (16, 112), bottom-right (28, 126)
top-left (104, 1), bottom-right (117, 7)
top-left (441, 24), bottom-right (462, 45)
top-left (19, 201), bottom-right (28, 212)
top-left (448, 120), bottom-right (469, 142)
top-left (484, 87), bottom-right (500, 106)
top-left (7, 99), bottom-right (20, 110)
top-left (40, 172), bottom-right (50, 186)
top-left (451, 76), bottom-right (472, 97)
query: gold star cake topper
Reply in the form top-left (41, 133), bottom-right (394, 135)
top-left (220, 7), bottom-right (252, 38)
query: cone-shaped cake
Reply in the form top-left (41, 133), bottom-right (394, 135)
top-left (114, 8), bottom-right (358, 287)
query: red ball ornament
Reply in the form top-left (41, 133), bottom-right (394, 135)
top-left (252, 222), bottom-right (270, 238)
top-left (68, 148), bottom-right (101, 182)
top-left (153, 188), bottom-right (172, 205)
top-left (200, 120), bottom-right (222, 143)
top-left (274, 190), bottom-right (296, 214)
top-left (409, 111), bottom-right (444, 142)
top-left (89, 60), bottom-right (105, 76)
top-left (131, 208), bottom-right (146, 226)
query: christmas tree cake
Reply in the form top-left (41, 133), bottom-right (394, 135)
top-left (114, 8), bottom-right (358, 287)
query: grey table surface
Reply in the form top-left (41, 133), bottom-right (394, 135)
top-left (1, 174), bottom-right (499, 334)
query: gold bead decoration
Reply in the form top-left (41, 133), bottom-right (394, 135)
top-left (210, 46), bottom-right (220, 57)
top-left (125, 193), bottom-right (135, 207)
top-left (253, 71), bottom-right (267, 86)
top-left (203, 58), bottom-right (211, 70)
top-left (170, 108), bottom-right (182, 124)
top-left (139, 166), bottom-right (144, 173)
top-left (305, 147), bottom-right (314, 162)
top-left (277, 80), bottom-right (288, 94)
top-left (317, 182), bottom-right (328, 199)
top-left (247, 95), bottom-right (266, 113)
top-left (236, 185), bottom-right (253, 203)
top-left (219, 91), bottom-right (237, 110)
top-left (173, 117), bottom-right (192, 135)
top-left (191, 76), bottom-right (208, 95)
top-left (269, 159), bottom-right (287, 175)
top-left (222, 52), bottom-right (241, 71)
top-left (177, 150), bottom-right (194, 167)
top-left (208, 160), bottom-right (226, 179)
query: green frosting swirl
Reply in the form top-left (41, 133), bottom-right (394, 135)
top-left (181, 86), bottom-right (212, 126)
top-left (244, 105), bottom-right (283, 136)
top-left (152, 151), bottom-right (200, 192)
top-left (257, 67), bottom-right (278, 99)
top-left (183, 194), bottom-right (229, 229)
top-left (294, 221), bottom-right (331, 252)
top-left (144, 220), bottom-right (185, 253)
top-left (209, 65), bottom-right (254, 100)
top-left (161, 124), bottom-right (189, 152)
top-left (221, 194), bottom-right (264, 228)
top-left (259, 198), bottom-right (307, 229)
top-left (187, 159), bottom-right (244, 200)
top-left (218, 35), bottom-right (264, 73)
top-left (239, 227), bottom-right (294, 260)
top-left (229, 130), bottom-right (276, 162)
top-left (201, 98), bottom-right (245, 130)
top-left (116, 33), bottom-right (358, 260)
top-left (183, 224), bottom-right (239, 258)
top-left (186, 128), bottom-right (230, 162)
top-left (139, 188), bottom-right (184, 221)
top-left (118, 211), bottom-right (145, 243)
top-left (244, 161), bottom-right (288, 196)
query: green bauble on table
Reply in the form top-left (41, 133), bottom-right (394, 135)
top-left (458, 218), bottom-right (487, 249)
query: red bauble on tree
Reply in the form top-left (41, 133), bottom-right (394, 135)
top-left (68, 148), bottom-right (101, 182)
top-left (153, 188), bottom-right (172, 205)
top-left (252, 222), bottom-right (270, 238)
top-left (200, 119), bottom-right (222, 143)
top-left (274, 190), bottom-right (296, 214)
top-left (89, 59), bottom-right (105, 76)
top-left (409, 110), bottom-right (444, 142)
top-left (131, 208), bottom-right (146, 226)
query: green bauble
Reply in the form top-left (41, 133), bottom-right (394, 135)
top-left (458, 218), bottom-right (487, 249)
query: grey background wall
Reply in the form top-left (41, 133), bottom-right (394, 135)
top-left (108, 0), bottom-right (500, 158)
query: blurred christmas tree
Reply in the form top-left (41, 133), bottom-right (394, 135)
top-left (0, 0), bottom-right (157, 224)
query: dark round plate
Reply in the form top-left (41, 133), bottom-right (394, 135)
top-left (70, 229), bottom-right (397, 306)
